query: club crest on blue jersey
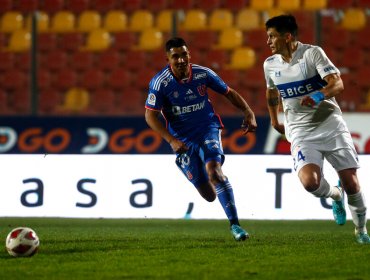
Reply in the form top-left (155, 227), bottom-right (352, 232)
top-left (197, 85), bottom-right (206, 96)
top-left (147, 93), bottom-right (156, 105)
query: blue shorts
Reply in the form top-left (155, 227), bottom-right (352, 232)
top-left (175, 128), bottom-right (225, 188)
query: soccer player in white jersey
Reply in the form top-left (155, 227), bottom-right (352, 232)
top-left (145, 37), bottom-right (257, 241)
top-left (263, 15), bottom-right (369, 244)
top-left (263, 15), bottom-right (370, 244)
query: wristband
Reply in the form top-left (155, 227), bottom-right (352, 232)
top-left (311, 91), bottom-right (325, 105)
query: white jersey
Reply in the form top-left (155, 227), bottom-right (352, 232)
top-left (263, 42), bottom-right (349, 143)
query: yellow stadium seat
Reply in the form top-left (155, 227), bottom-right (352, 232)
top-left (276, 0), bottom-right (300, 11)
top-left (77, 10), bottom-right (102, 32)
top-left (104, 10), bottom-right (127, 32)
top-left (214, 27), bottom-right (243, 50)
top-left (263, 9), bottom-right (285, 23)
top-left (129, 10), bottom-right (154, 32)
top-left (302, 0), bottom-right (327, 10)
top-left (341, 8), bottom-right (367, 31)
top-left (208, 9), bottom-right (233, 31)
top-left (156, 9), bottom-right (174, 32)
top-left (181, 9), bottom-right (207, 31)
top-left (250, 0), bottom-right (274, 11)
top-left (235, 9), bottom-right (261, 31)
top-left (81, 28), bottom-right (111, 51)
top-left (50, 11), bottom-right (76, 33)
top-left (25, 12), bottom-right (49, 32)
top-left (226, 47), bottom-right (256, 70)
top-left (6, 29), bottom-right (31, 52)
top-left (1, 11), bottom-right (24, 33)
top-left (134, 28), bottom-right (163, 51)
top-left (61, 87), bottom-right (90, 113)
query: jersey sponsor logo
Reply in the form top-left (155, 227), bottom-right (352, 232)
top-left (194, 72), bottom-right (207, 80)
top-left (147, 93), bottom-right (156, 105)
top-left (277, 74), bottom-right (326, 99)
top-left (172, 101), bottom-right (206, 115)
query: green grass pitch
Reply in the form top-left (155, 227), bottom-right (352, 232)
top-left (1, 218), bottom-right (369, 280)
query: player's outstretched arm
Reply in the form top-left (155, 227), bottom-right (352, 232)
top-left (266, 88), bottom-right (285, 134)
top-left (224, 88), bottom-right (257, 134)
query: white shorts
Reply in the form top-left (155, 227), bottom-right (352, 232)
top-left (291, 131), bottom-right (360, 173)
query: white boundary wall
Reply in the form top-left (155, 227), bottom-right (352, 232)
top-left (1, 154), bottom-right (369, 220)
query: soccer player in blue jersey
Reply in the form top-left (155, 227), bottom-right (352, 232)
top-left (263, 15), bottom-right (369, 244)
top-left (145, 37), bottom-right (257, 241)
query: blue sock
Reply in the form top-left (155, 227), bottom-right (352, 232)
top-left (215, 179), bottom-right (239, 226)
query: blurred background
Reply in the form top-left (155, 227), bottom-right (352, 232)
top-left (0, 0), bottom-right (369, 117)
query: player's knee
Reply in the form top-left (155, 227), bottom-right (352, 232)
top-left (207, 170), bottom-right (225, 186)
top-left (342, 181), bottom-right (360, 195)
top-left (204, 193), bottom-right (217, 202)
top-left (197, 183), bottom-right (217, 202)
top-left (300, 175), bottom-right (320, 192)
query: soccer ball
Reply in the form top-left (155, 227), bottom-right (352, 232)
top-left (5, 227), bottom-right (40, 257)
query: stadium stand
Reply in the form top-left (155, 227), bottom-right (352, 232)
top-left (58, 32), bottom-right (84, 52)
top-left (1, 11), bottom-right (24, 33)
top-left (103, 10), bottom-right (127, 32)
top-left (0, 51), bottom-right (14, 71)
top-left (60, 87), bottom-right (90, 113)
top-left (250, 0), bottom-right (274, 11)
top-left (275, 0), bottom-right (301, 11)
top-left (0, 0), bottom-right (12, 14)
top-left (129, 9), bottom-right (154, 31)
top-left (97, 49), bottom-right (122, 72)
top-left (0, 0), bottom-right (370, 116)
top-left (80, 28), bottom-right (111, 51)
top-left (133, 28), bottom-right (163, 51)
top-left (41, 0), bottom-right (64, 15)
top-left (65, 0), bottom-right (89, 14)
top-left (155, 9), bottom-right (173, 32)
top-left (37, 33), bottom-right (59, 53)
top-left (226, 47), bottom-right (256, 70)
top-left (38, 89), bottom-right (61, 115)
top-left (93, 0), bottom-right (116, 14)
top-left (76, 10), bottom-right (102, 32)
top-left (71, 51), bottom-right (94, 71)
top-left (89, 88), bottom-right (116, 114)
top-left (340, 8), bottom-right (367, 31)
top-left (15, 51), bottom-right (30, 71)
top-left (208, 9), bottom-right (234, 31)
top-left (50, 11), bottom-right (75, 33)
top-left (6, 29), bottom-right (31, 52)
top-left (235, 9), bottom-right (261, 31)
top-left (302, 0), bottom-right (327, 10)
top-left (180, 9), bottom-right (208, 31)
top-left (145, 0), bottom-right (169, 14)
top-left (25, 12), bottom-right (50, 33)
top-left (214, 27), bottom-right (243, 49)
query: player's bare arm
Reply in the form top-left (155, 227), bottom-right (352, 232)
top-left (301, 73), bottom-right (344, 107)
top-left (266, 87), bottom-right (285, 134)
top-left (145, 109), bottom-right (188, 153)
top-left (224, 88), bottom-right (257, 134)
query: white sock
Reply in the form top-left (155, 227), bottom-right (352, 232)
top-left (310, 177), bottom-right (340, 200)
top-left (347, 191), bottom-right (367, 233)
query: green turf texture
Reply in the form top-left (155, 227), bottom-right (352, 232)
top-left (1, 218), bottom-right (369, 280)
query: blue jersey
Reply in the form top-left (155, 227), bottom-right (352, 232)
top-left (145, 64), bottom-right (229, 144)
